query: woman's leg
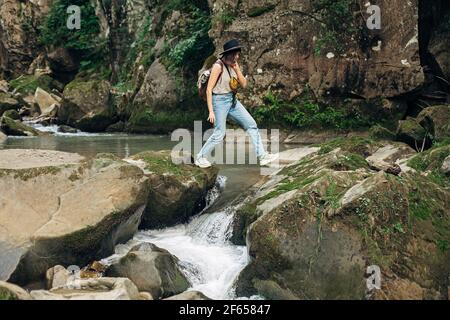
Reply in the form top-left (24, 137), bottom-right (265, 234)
top-left (196, 95), bottom-right (232, 160)
top-left (228, 100), bottom-right (267, 159)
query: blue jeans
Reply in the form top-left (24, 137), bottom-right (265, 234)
top-left (196, 93), bottom-right (267, 160)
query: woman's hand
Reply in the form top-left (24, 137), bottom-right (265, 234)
top-left (207, 111), bottom-right (215, 124)
top-left (230, 62), bottom-right (239, 72)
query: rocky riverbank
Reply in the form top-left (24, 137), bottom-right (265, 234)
top-left (0, 148), bottom-right (218, 293)
top-left (231, 137), bottom-right (450, 300)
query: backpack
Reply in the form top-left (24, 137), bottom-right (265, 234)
top-left (197, 59), bottom-right (224, 101)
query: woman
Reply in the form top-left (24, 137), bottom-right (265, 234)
top-left (195, 39), bottom-right (279, 168)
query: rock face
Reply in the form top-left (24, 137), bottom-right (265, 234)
top-left (0, 130), bottom-right (6, 143)
top-left (30, 277), bottom-right (149, 300)
top-left (234, 137), bottom-right (449, 300)
top-left (0, 0), bottom-right (51, 78)
top-left (129, 150), bottom-right (219, 229)
top-left (210, 0), bottom-right (427, 106)
top-left (106, 243), bottom-right (190, 299)
top-left (58, 79), bottom-right (116, 132)
top-left (0, 150), bottom-right (149, 285)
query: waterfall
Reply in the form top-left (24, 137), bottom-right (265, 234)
top-left (102, 175), bottom-right (255, 300)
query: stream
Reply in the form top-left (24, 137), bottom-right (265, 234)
top-left (0, 123), bottom-right (293, 299)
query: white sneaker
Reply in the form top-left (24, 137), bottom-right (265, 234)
top-left (195, 156), bottom-right (212, 168)
top-left (259, 153), bottom-right (279, 166)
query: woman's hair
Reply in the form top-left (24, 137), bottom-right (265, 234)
top-left (222, 50), bottom-right (241, 63)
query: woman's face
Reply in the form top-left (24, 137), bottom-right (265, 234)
top-left (225, 51), bottom-right (240, 64)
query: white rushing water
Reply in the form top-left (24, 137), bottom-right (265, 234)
top-left (24, 121), bottom-right (114, 137)
top-left (102, 175), bottom-right (255, 300)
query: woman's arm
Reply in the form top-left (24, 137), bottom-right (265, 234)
top-left (206, 63), bottom-right (222, 124)
top-left (231, 62), bottom-right (247, 88)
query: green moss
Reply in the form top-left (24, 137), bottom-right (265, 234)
top-left (247, 5), bottom-right (276, 17)
top-left (0, 289), bottom-right (16, 300)
top-left (317, 136), bottom-right (378, 157)
top-left (369, 124), bottom-right (395, 141)
top-left (408, 144), bottom-right (450, 188)
top-left (9, 74), bottom-right (54, 94)
top-left (0, 166), bottom-right (62, 181)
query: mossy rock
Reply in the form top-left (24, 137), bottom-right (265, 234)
top-left (316, 136), bottom-right (380, 157)
top-left (59, 79), bottom-right (116, 132)
top-left (396, 117), bottom-right (432, 150)
top-left (234, 138), bottom-right (450, 300)
top-left (0, 116), bottom-right (43, 136)
top-left (369, 124), bottom-right (396, 141)
top-left (408, 143), bottom-right (450, 188)
top-left (131, 150), bottom-right (219, 229)
top-left (2, 109), bottom-right (20, 120)
top-left (416, 105), bottom-right (450, 142)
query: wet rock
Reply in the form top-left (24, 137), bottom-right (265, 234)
top-left (129, 150), bottom-right (219, 229)
top-left (106, 243), bottom-right (190, 299)
top-left (105, 121), bottom-right (125, 132)
top-left (46, 265), bottom-right (70, 289)
top-left (164, 291), bottom-right (212, 300)
top-left (0, 116), bottom-right (44, 136)
top-left (0, 281), bottom-right (32, 300)
top-left (58, 125), bottom-right (78, 134)
top-left (30, 277), bottom-right (148, 300)
top-left (0, 150), bottom-right (150, 285)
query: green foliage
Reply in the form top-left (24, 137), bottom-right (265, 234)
top-left (9, 75), bottom-right (55, 94)
top-left (253, 89), bottom-right (373, 131)
top-left (39, 0), bottom-right (100, 50)
top-left (311, 0), bottom-right (357, 54)
top-left (213, 6), bottom-right (236, 28)
top-left (39, 0), bottom-right (108, 77)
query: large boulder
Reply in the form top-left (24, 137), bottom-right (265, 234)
top-left (30, 277), bottom-right (150, 300)
top-left (0, 116), bottom-right (44, 136)
top-left (234, 138), bottom-right (450, 300)
top-left (0, 281), bottom-right (32, 300)
top-left (416, 105), bottom-right (450, 142)
top-left (58, 79), bottom-right (116, 132)
top-left (129, 150), bottom-right (219, 229)
top-left (106, 243), bottom-right (190, 299)
top-left (0, 150), bottom-right (150, 285)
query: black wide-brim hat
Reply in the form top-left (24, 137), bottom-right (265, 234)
top-left (219, 39), bottom-right (243, 56)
